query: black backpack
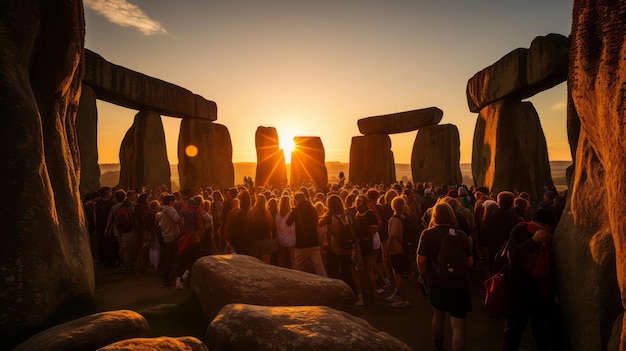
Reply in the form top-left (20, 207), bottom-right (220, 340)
top-left (333, 214), bottom-right (355, 250)
top-left (395, 215), bottom-right (421, 255)
top-left (114, 202), bottom-right (134, 233)
top-left (436, 227), bottom-right (470, 282)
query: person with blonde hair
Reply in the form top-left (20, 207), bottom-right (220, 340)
top-left (247, 194), bottom-right (275, 264)
top-left (417, 202), bottom-right (473, 351)
top-left (386, 196), bottom-right (412, 308)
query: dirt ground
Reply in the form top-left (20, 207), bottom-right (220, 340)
top-left (93, 259), bottom-right (538, 351)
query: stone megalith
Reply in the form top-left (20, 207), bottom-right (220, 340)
top-left (99, 337), bottom-right (209, 351)
top-left (178, 119), bottom-right (234, 190)
top-left (554, 1), bottom-right (626, 349)
top-left (357, 107), bottom-right (443, 135)
top-left (76, 84), bottom-right (101, 195)
top-left (411, 124), bottom-right (462, 186)
top-left (466, 34), bottom-right (569, 113)
top-left (349, 134), bottom-right (395, 186)
top-left (290, 136), bottom-right (328, 187)
top-left (206, 304), bottom-right (412, 351)
top-left (119, 110), bottom-right (171, 190)
top-left (0, 0), bottom-right (95, 343)
top-left (255, 126), bottom-right (287, 188)
top-left (471, 99), bottom-right (552, 205)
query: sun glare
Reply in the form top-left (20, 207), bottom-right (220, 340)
top-left (185, 144), bottom-right (198, 157)
top-left (280, 135), bottom-right (296, 164)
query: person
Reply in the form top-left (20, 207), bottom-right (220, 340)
top-left (94, 187), bottom-right (117, 266)
top-left (146, 199), bottom-right (161, 272)
top-left (159, 194), bottom-right (181, 287)
top-left (480, 191), bottom-right (521, 274)
top-left (247, 194), bottom-right (275, 264)
top-left (503, 208), bottom-right (563, 351)
top-left (319, 194), bottom-right (358, 293)
top-left (353, 194), bottom-right (380, 305)
top-left (417, 202), bottom-right (473, 351)
top-left (275, 195), bottom-right (296, 268)
top-left (286, 192), bottom-right (327, 277)
top-left (386, 196), bottom-right (412, 308)
top-left (175, 197), bottom-right (203, 289)
top-left (105, 189), bottom-right (135, 273)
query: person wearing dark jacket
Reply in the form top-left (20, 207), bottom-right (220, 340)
top-left (286, 192), bottom-right (327, 277)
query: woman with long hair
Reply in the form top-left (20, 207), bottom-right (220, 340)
top-left (275, 195), bottom-right (295, 268)
top-left (417, 201), bottom-right (473, 351)
top-left (247, 194), bottom-right (275, 264)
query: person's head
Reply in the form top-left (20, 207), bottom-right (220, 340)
top-left (458, 187), bottom-right (469, 197)
top-left (355, 195), bottom-right (369, 212)
top-left (126, 190), bottom-right (137, 202)
top-left (213, 190), bottom-right (223, 202)
top-left (162, 195), bottom-right (176, 206)
top-left (519, 192), bottom-right (530, 201)
top-left (497, 191), bottom-right (516, 211)
top-left (384, 189), bottom-right (398, 206)
top-left (239, 189), bottom-right (251, 212)
top-left (532, 208), bottom-right (556, 232)
top-left (429, 202), bottom-right (458, 228)
top-left (148, 199), bottom-right (160, 212)
top-left (366, 189), bottom-right (379, 203)
top-left (267, 197), bottom-right (278, 212)
top-left (114, 189), bottom-right (126, 202)
top-left (391, 196), bottom-right (407, 216)
top-left (279, 195), bottom-right (292, 216)
top-left (544, 190), bottom-right (557, 202)
top-left (345, 193), bottom-right (357, 209)
top-left (254, 194), bottom-right (267, 211)
top-left (294, 192), bottom-right (307, 205)
top-left (326, 194), bottom-right (344, 215)
top-left (137, 193), bottom-right (148, 206)
top-left (441, 196), bottom-right (459, 211)
top-left (314, 201), bottom-right (326, 217)
top-left (446, 189), bottom-right (458, 198)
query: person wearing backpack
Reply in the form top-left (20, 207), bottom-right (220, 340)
top-left (318, 194), bottom-right (359, 295)
top-left (417, 201), bottom-right (473, 351)
top-left (385, 196), bottom-right (412, 308)
top-left (105, 189), bottom-right (136, 274)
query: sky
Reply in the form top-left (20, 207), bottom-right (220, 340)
top-left (84, 0), bottom-right (574, 165)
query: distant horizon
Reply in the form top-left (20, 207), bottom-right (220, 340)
top-left (98, 160), bottom-right (573, 166)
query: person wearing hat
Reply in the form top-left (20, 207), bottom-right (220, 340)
top-left (502, 208), bottom-right (563, 351)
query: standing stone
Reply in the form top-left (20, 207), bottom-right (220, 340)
top-left (555, 1), bottom-right (626, 349)
top-left (179, 119), bottom-right (234, 190)
top-left (76, 84), bottom-right (101, 196)
top-left (471, 99), bottom-right (552, 205)
top-left (349, 134), bottom-right (395, 186)
top-left (290, 137), bottom-right (328, 187)
top-left (411, 124), bottom-right (462, 186)
top-left (0, 0), bottom-right (94, 343)
top-left (255, 126), bottom-right (287, 188)
top-left (119, 110), bottom-right (171, 190)
top-left (357, 107), bottom-right (443, 135)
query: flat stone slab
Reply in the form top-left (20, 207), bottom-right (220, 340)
top-left (190, 254), bottom-right (355, 321)
top-left (357, 107), bottom-right (443, 135)
top-left (84, 49), bottom-right (217, 120)
top-left (206, 304), bottom-right (413, 351)
top-left (466, 33), bottom-right (569, 113)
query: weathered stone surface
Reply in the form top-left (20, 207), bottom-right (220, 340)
top-left (0, 1), bottom-right (94, 341)
top-left (349, 134), bottom-right (396, 186)
top-left (290, 136), bottom-right (328, 187)
top-left (14, 310), bottom-right (150, 351)
top-left (411, 124), bottom-right (462, 186)
top-left (190, 255), bottom-right (356, 321)
top-left (255, 126), bottom-right (287, 188)
top-left (357, 107), bottom-right (443, 135)
top-left (84, 49), bottom-right (217, 121)
top-left (206, 304), bottom-right (412, 351)
top-left (555, 1), bottom-right (626, 349)
top-left (119, 110), bottom-right (171, 190)
top-left (471, 99), bottom-right (552, 205)
top-left (178, 119), bottom-right (234, 190)
top-left (77, 84), bottom-right (101, 195)
top-left (98, 336), bottom-right (208, 351)
top-left (466, 34), bottom-right (569, 112)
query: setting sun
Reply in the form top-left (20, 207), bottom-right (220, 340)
top-left (279, 134), bottom-right (296, 164)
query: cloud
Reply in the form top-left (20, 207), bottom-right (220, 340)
top-left (84, 0), bottom-right (167, 36)
top-left (550, 101), bottom-right (567, 111)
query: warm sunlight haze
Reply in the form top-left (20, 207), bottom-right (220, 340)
top-left (85, 0), bottom-right (574, 167)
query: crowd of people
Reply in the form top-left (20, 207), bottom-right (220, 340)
top-left (82, 177), bottom-right (566, 351)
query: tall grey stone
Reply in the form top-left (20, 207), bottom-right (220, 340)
top-left (471, 99), bottom-right (552, 205)
top-left (411, 124), bottom-right (462, 186)
top-left (255, 126), bottom-right (287, 188)
top-left (76, 84), bottom-right (101, 195)
top-left (178, 119), bottom-right (234, 190)
top-left (357, 107), bottom-right (443, 135)
top-left (0, 1), bottom-right (94, 343)
top-left (555, 1), bottom-right (626, 349)
top-left (119, 110), bottom-right (171, 190)
top-left (349, 134), bottom-right (395, 186)
top-left (290, 137), bottom-right (328, 187)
